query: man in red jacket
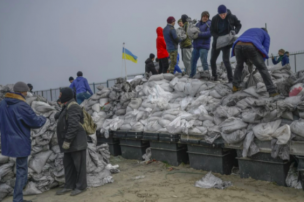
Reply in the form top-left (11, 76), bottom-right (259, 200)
top-left (156, 27), bottom-right (170, 73)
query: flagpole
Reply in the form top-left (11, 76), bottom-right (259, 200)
top-left (123, 42), bottom-right (127, 81)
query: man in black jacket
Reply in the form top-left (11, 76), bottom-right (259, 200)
top-left (210, 5), bottom-right (242, 82)
top-left (55, 87), bottom-right (87, 196)
top-left (145, 53), bottom-right (157, 77)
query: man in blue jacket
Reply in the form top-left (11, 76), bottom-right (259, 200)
top-left (163, 16), bottom-right (181, 74)
top-left (0, 82), bottom-right (46, 202)
top-left (191, 11), bottom-right (212, 78)
top-left (272, 49), bottom-right (289, 66)
top-left (70, 71), bottom-right (93, 104)
top-left (231, 28), bottom-right (278, 97)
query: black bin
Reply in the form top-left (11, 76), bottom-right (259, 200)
top-left (120, 139), bottom-right (149, 160)
top-left (237, 150), bottom-right (291, 186)
top-left (143, 132), bottom-right (159, 141)
top-left (187, 143), bottom-right (236, 175)
top-left (126, 131), bottom-right (143, 140)
top-left (112, 130), bottom-right (128, 138)
top-left (97, 135), bottom-right (121, 156)
top-left (158, 133), bottom-right (180, 143)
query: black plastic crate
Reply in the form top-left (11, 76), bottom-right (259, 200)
top-left (120, 145), bottom-right (149, 160)
top-left (180, 134), bottom-right (203, 145)
top-left (143, 132), bottom-right (159, 141)
top-left (237, 151), bottom-right (291, 186)
top-left (112, 130), bottom-right (128, 138)
top-left (150, 141), bottom-right (186, 151)
top-left (119, 139), bottom-right (149, 147)
top-left (158, 133), bottom-right (180, 143)
top-left (98, 136), bottom-right (119, 144)
top-left (200, 137), bottom-right (225, 148)
top-left (151, 147), bottom-right (188, 166)
top-left (187, 145), bottom-right (236, 175)
top-left (108, 143), bottom-right (122, 156)
top-left (126, 131), bottom-right (143, 140)
top-left (297, 156), bottom-right (304, 171)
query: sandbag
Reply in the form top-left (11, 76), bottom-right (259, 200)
top-left (253, 120), bottom-right (281, 141)
top-left (290, 119), bottom-right (304, 137)
top-left (219, 118), bottom-right (247, 134)
top-left (29, 151), bottom-right (52, 174)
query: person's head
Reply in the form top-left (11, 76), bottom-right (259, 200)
top-left (14, 82), bottom-right (29, 97)
top-left (178, 19), bottom-right (183, 27)
top-left (218, 5), bottom-right (227, 19)
top-left (181, 14), bottom-right (188, 24)
top-left (278, 49), bottom-right (285, 56)
top-left (261, 28), bottom-right (268, 33)
top-left (167, 16), bottom-right (176, 26)
top-left (201, 11), bottom-right (210, 22)
top-left (285, 51), bottom-right (290, 57)
top-left (59, 87), bottom-right (74, 104)
top-left (69, 76), bottom-right (74, 83)
top-left (149, 53), bottom-right (155, 61)
top-left (27, 83), bottom-right (33, 91)
top-left (77, 71), bottom-right (83, 77)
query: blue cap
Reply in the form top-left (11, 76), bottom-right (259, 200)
top-left (218, 5), bottom-right (227, 14)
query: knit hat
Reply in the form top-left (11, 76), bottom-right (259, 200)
top-left (178, 19), bottom-right (182, 23)
top-left (77, 71), bottom-right (83, 77)
top-left (181, 15), bottom-right (188, 23)
top-left (13, 82), bottom-right (29, 93)
top-left (201, 11), bottom-right (210, 18)
top-left (149, 53), bottom-right (155, 59)
top-left (218, 5), bottom-right (227, 14)
top-left (69, 76), bottom-right (74, 81)
top-left (167, 16), bottom-right (176, 24)
top-left (60, 87), bottom-right (74, 103)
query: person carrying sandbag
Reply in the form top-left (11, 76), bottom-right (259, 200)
top-left (0, 82), bottom-right (46, 202)
top-left (231, 28), bottom-right (279, 97)
top-left (180, 14), bottom-right (193, 76)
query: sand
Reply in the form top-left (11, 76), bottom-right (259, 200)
top-left (3, 156), bottom-right (304, 202)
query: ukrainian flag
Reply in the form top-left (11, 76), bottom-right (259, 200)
top-left (122, 48), bottom-right (138, 63)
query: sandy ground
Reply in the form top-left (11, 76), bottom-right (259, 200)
top-left (3, 156), bottom-right (304, 202)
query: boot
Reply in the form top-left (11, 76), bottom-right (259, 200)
top-left (56, 188), bottom-right (72, 195)
top-left (269, 92), bottom-right (280, 97)
top-left (70, 189), bottom-right (87, 196)
top-left (232, 86), bottom-right (241, 93)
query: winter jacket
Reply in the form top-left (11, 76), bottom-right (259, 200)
top-left (232, 28), bottom-right (270, 60)
top-left (0, 93), bottom-right (46, 157)
top-left (210, 9), bottom-right (242, 43)
top-left (192, 20), bottom-right (212, 50)
top-left (180, 22), bottom-right (192, 49)
top-left (145, 58), bottom-right (158, 75)
top-left (55, 99), bottom-right (87, 153)
top-left (70, 76), bottom-right (93, 95)
top-left (156, 27), bottom-right (169, 59)
top-left (163, 24), bottom-right (180, 52)
top-left (272, 54), bottom-right (289, 66)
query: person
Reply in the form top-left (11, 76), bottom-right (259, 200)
top-left (27, 83), bottom-right (33, 93)
top-left (156, 27), bottom-right (170, 73)
top-left (178, 19), bottom-right (183, 27)
top-left (163, 16), bottom-right (181, 74)
top-left (180, 14), bottom-right (192, 76)
top-left (55, 87), bottom-right (88, 196)
top-left (69, 71), bottom-right (93, 105)
top-left (231, 28), bottom-right (279, 97)
top-left (154, 58), bottom-right (160, 73)
top-left (69, 76), bottom-right (76, 99)
top-left (191, 11), bottom-right (212, 78)
top-left (174, 53), bottom-right (182, 74)
top-left (145, 53), bottom-right (158, 77)
top-left (0, 82), bottom-right (46, 202)
top-left (210, 5), bottom-right (242, 82)
top-left (272, 49), bottom-right (289, 66)
top-left (69, 76), bottom-right (74, 84)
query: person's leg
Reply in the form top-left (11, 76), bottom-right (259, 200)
top-left (70, 150), bottom-right (87, 196)
top-left (63, 152), bottom-right (77, 190)
top-left (159, 58), bottom-right (164, 74)
top-left (183, 49), bottom-right (192, 76)
top-left (210, 47), bottom-right (221, 80)
top-left (162, 58), bottom-right (169, 73)
top-left (169, 51), bottom-right (177, 73)
top-left (76, 93), bottom-right (83, 105)
top-left (84, 92), bottom-right (92, 100)
top-left (200, 49), bottom-right (209, 71)
top-left (190, 48), bottom-right (200, 77)
top-left (222, 46), bottom-right (233, 82)
top-left (246, 46), bottom-right (277, 94)
top-left (233, 45), bottom-right (246, 89)
top-left (13, 157), bottom-right (28, 202)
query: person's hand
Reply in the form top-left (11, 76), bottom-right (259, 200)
top-left (230, 30), bottom-right (236, 35)
top-left (62, 141), bottom-right (71, 150)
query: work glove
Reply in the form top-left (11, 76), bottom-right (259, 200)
top-left (62, 141), bottom-right (71, 150)
top-left (230, 30), bottom-right (236, 35)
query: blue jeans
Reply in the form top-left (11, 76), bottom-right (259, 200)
top-left (76, 92), bottom-right (92, 105)
top-left (190, 48), bottom-right (209, 77)
top-left (13, 157), bottom-right (28, 202)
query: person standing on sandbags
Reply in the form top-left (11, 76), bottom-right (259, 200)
top-left (0, 82), bottom-right (46, 202)
top-left (163, 16), bottom-right (181, 74)
top-left (145, 53), bottom-right (158, 78)
top-left (272, 49), bottom-right (290, 66)
top-left (69, 76), bottom-right (77, 99)
top-left (55, 87), bottom-right (88, 196)
top-left (231, 28), bottom-right (279, 97)
top-left (191, 11), bottom-right (212, 78)
top-left (210, 5), bottom-right (242, 82)
top-left (180, 14), bottom-right (192, 76)
top-left (69, 71), bottom-right (93, 105)
top-left (156, 27), bottom-right (170, 73)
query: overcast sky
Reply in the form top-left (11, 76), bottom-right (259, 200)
top-left (1, 0), bottom-right (304, 91)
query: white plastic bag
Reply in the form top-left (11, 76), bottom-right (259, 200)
top-left (253, 120), bottom-right (281, 141)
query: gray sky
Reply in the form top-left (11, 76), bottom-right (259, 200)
top-left (1, 0), bottom-right (304, 91)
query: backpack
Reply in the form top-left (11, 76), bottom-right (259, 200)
top-left (66, 101), bottom-right (97, 135)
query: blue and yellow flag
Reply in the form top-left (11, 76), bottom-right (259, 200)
top-left (122, 48), bottom-right (138, 63)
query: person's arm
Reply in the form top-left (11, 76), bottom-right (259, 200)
top-left (69, 82), bottom-right (75, 90)
top-left (149, 63), bottom-right (158, 75)
top-left (171, 29), bottom-right (181, 43)
top-left (18, 103), bottom-right (47, 128)
top-left (272, 57), bottom-right (279, 64)
top-left (210, 17), bottom-right (218, 38)
top-left (84, 78), bottom-right (93, 95)
top-left (198, 21), bottom-right (211, 39)
top-left (282, 56), bottom-right (289, 66)
top-left (65, 105), bottom-right (82, 143)
top-left (233, 15), bottom-right (242, 34)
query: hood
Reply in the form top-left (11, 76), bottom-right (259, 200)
top-left (181, 14), bottom-right (188, 23)
top-left (76, 76), bottom-right (84, 81)
top-left (4, 92), bottom-right (26, 105)
top-left (156, 27), bottom-right (163, 36)
top-left (145, 58), bottom-right (153, 64)
top-left (227, 9), bottom-right (232, 16)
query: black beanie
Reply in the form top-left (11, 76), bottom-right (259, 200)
top-left (181, 14), bottom-right (188, 23)
top-left (60, 87), bottom-right (74, 103)
top-left (149, 53), bottom-right (155, 59)
top-left (77, 71), bottom-right (83, 77)
top-left (69, 76), bottom-right (74, 81)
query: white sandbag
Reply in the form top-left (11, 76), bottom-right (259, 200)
top-left (272, 125), bottom-right (291, 145)
top-left (29, 151), bottom-right (52, 174)
top-left (219, 118), bottom-right (247, 134)
top-left (92, 103), bottom-right (101, 113)
top-left (180, 96), bottom-right (193, 110)
top-left (253, 120), bottom-right (282, 141)
top-left (221, 129), bottom-right (247, 145)
top-left (290, 119), bottom-right (304, 137)
top-left (131, 122), bottom-right (144, 132)
top-left (120, 124), bottom-right (132, 130)
top-left (148, 74), bottom-right (164, 81)
top-left (31, 101), bottom-right (55, 114)
top-left (174, 82), bottom-right (186, 92)
top-left (169, 77), bottom-right (179, 87)
top-left (163, 73), bottom-right (175, 81)
top-left (23, 181), bottom-right (42, 195)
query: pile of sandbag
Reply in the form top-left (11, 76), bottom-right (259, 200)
top-left (0, 89), bottom-right (114, 201)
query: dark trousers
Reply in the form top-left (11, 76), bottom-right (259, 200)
top-left (233, 45), bottom-right (276, 94)
top-left (158, 57), bottom-right (169, 74)
top-left (210, 44), bottom-right (233, 81)
top-left (63, 149), bottom-right (87, 190)
top-left (13, 157), bottom-right (28, 202)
